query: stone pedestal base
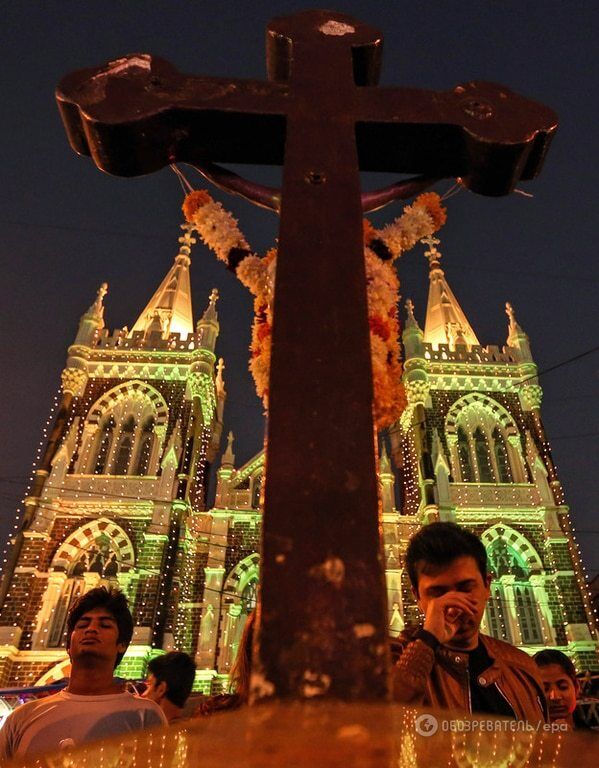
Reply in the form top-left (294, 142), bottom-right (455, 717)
top-left (25, 701), bottom-right (595, 767)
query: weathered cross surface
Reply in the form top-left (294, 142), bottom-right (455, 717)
top-left (56, 9), bottom-right (557, 700)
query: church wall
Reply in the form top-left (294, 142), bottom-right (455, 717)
top-left (225, 520), bottom-right (261, 575)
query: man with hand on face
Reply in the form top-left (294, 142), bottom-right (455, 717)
top-left (0, 587), bottom-right (166, 760)
top-left (391, 522), bottom-right (547, 722)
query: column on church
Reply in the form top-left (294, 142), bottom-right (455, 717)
top-left (529, 574), bottom-right (557, 645)
top-left (499, 575), bottom-right (522, 645)
top-left (31, 571), bottom-right (67, 650)
top-left (196, 516), bottom-right (229, 668)
top-left (506, 434), bottom-right (527, 483)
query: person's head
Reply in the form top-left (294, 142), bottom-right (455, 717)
top-left (66, 586), bottom-right (133, 670)
top-left (144, 652), bottom-right (196, 711)
top-left (533, 649), bottom-right (580, 722)
top-left (406, 522), bottom-right (491, 646)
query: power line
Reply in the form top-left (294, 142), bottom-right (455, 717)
top-left (516, 344), bottom-right (599, 386)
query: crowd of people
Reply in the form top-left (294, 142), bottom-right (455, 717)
top-left (0, 522), bottom-right (594, 760)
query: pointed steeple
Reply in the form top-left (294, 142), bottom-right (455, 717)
top-left (221, 431), bottom-right (235, 469)
top-left (378, 439), bottom-right (396, 514)
top-left (130, 223), bottom-right (195, 338)
top-left (422, 236), bottom-right (479, 349)
top-left (201, 288), bottom-right (219, 324)
top-left (404, 298), bottom-right (420, 331)
top-left (380, 440), bottom-right (391, 474)
top-left (74, 283), bottom-right (108, 345)
top-left (197, 289), bottom-right (220, 353)
top-left (505, 302), bottom-right (532, 361)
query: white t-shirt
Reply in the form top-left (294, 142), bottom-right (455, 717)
top-left (0, 689), bottom-right (167, 760)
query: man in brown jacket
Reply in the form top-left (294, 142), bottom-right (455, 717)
top-left (391, 522), bottom-right (547, 722)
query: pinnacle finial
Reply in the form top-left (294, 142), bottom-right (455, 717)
top-left (200, 288), bottom-right (219, 324)
top-left (505, 301), bottom-right (523, 335)
top-left (422, 235), bottom-right (442, 270)
top-left (216, 357), bottom-right (226, 396)
top-left (87, 282), bottom-right (108, 319)
top-left (379, 439), bottom-right (391, 473)
top-left (221, 430), bottom-right (235, 468)
top-left (405, 298), bottom-right (418, 328)
top-left (176, 222), bottom-right (196, 266)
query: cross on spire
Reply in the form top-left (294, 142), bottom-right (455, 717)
top-left (176, 222), bottom-right (196, 266)
top-left (422, 235), bottom-right (442, 270)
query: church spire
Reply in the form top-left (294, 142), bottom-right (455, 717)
top-left (130, 223), bottom-right (195, 338)
top-left (422, 236), bottom-right (479, 349)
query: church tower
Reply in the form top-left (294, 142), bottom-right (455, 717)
top-left (181, 234), bottom-right (598, 686)
top-left (386, 237), bottom-right (598, 670)
top-left (0, 224), bottom-right (226, 687)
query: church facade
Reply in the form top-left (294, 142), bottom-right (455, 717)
top-left (0, 228), bottom-right (596, 692)
top-left (0, 225), bottom-right (227, 690)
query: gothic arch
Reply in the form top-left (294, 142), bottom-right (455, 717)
top-left (445, 394), bottom-right (524, 483)
top-left (217, 553), bottom-right (260, 673)
top-left (87, 380), bottom-right (168, 427)
top-left (445, 393), bottom-right (518, 436)
top-left (222, 552), bottom-right (260, 598)
top-left (51, 518), bottom-right (135, 572)
top-left (79, 381), bottom-right (169, 475)
top-left (482, 524), bottom-right (545, 646)
top-left (481, 524), bottom-right (543, 572)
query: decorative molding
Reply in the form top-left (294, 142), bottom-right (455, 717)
top-left (405, 379), bottom-right (430, 405)
top-left (187, 372), bottom-right (216, 423)
top-left (519, 385), bottom-right (543, 411)
top-left (61, 367), bottom-right (88, 396)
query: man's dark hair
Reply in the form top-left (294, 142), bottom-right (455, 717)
top-left (406, 522), bottom-right (488, 594)
top-left (147, 651), bottom-right (196, 708)
top-left (533, 649), bottom-right (577, 683)
top-left (66, 586), bottom-right (134, 669)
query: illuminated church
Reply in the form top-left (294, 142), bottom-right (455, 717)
top-left (0, 225), bottom-right (596, 691)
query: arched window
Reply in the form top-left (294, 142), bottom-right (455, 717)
top-left (48, 578), bottom-right (85, 648)
top-left (492, 427), bottom-right (512, 483)
top-left (241, 578), bottom-right (257, 615)
top-left (457, 427), bottom-right (474, 482)
top-left (474, 427), bottom-right (493, 482)
top-left (113, 416), bottom-right (135, 475)
top-left (45, 522), bottom-right (135, 650)
top-left (515, 585), bottom-right (543, 644)
top-left (134, 417), bottom-right (155, 476)
top-left (485, 585), bottom-right (511, 643)
top-left (446, 395), bottom-right (525, 485)
top-left (93, 417), bottom-right (115, 475)
top-left (486, 533), bottom-right (544, 646)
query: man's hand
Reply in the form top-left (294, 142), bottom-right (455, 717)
top-left (422, 591), bottom-right (478, 645)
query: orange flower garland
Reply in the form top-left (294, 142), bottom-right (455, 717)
top-left (183, 190), bottom-right (446, 427)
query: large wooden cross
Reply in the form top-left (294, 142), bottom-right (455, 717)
top-left (56, 9), bottom-right (556, 700)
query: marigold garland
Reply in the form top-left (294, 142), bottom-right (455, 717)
top-left (183, 189), bottom-right (446, 428)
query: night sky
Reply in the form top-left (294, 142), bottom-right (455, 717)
top-left (1, 1), bottom-right (598, 579)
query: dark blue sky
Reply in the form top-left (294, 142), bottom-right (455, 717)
top-left (1, 1), bottom-right (598, 578)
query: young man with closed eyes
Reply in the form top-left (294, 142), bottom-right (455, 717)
top-left (0, 587), bottom-right (166, 760)
top-left (391, 522), bottom-right (548, 723)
